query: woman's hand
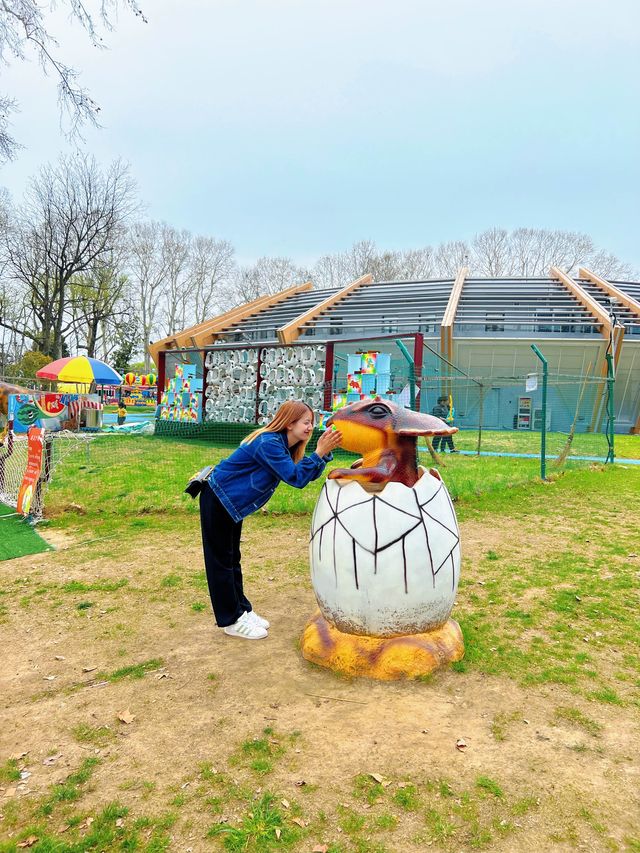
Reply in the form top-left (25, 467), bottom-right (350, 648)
top-left (316, 428), bottom-right (342, 457)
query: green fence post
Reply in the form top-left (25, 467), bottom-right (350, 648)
top-left (530, 344), bottom-right (548, 481)
top-left (395, 339), bottom-right (416, 410)
top-left (605, 352), bottom-right (615, 464)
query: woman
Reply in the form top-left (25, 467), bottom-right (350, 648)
top-left (200, 401), bottom-right (342, 640)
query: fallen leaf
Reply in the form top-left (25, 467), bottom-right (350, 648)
top-left (80, 817), bottom-right (94, 830)
top-left (115, 818), bottom-right (124, 828)
top-left (294, 780), bottom-right (306, 787)
top-left (17, 836), bottom-right (38, 848)
top-left (11, 752), bottom-right (28, 761)
top-left (82, 666), bottom-right (97, 673)
top-left (575, 595), bottom-right (582, 602)
top-left (275, 828), bottom-right (281, 840)
top-left (291, 817), bottom-right (305, 827)
top-left (155, 673), bottom-right (168, 679)
top-left (523, 719), bottom-right (530, 725)
top-left (43, 753), bottom-right (62, 766)
top-left (19, 772), bottom-right (31, 780)
top-left (280, 798), bottom-right (290, 809)
top-left (43, 675), bottom-right (56, 681)
top-left (59, 825), bottom-right (70, 833)
top-left (455, 738), bottom-right (467, 751)
top-left (369, 773), bottom-right (384, 784)
top-left (628, 553), bottom-right (637, 558)
top-left (117, 710), bottom-right (135, 724)
top-left (54, 656), bottom-right (65, 661)
top-left (267, 576), bottom-right (275, 581)
top-left (312, 845), bottom-right (329, 853)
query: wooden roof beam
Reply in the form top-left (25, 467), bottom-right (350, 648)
top-left (551, 266), bottom-right (625, 371)
top-left (439, 267), bottom-right (468, 363)
top-left (277, 274), bottom-right (374, 345)
top-left (550, 267), bottom-right (612, 334)
top-left (148, 281), bottom-right (313, 366)
top-left (578, 267), bottom-right (640, 317)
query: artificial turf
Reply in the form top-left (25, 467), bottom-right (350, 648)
top-left (0, 501), bottom-right (52, 561)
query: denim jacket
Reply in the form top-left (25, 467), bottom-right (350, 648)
top-left (207, 431), bottom-right (331, 522)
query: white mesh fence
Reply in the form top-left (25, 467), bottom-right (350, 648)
top-left (0, 430), bottom-right (96, 520)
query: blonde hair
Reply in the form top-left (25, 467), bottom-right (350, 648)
top-left (243, 400), bottom-right (315, 463)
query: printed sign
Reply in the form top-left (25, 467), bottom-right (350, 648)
top-left (525, 373), bottom-right (538, 392)
top-left (17, 427), bottom-right (45, 516)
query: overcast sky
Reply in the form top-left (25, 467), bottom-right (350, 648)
top-left (1, 0), bottom-right (639, 271)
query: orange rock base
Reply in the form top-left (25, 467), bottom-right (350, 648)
top-left (300, 611), bottom-right (464, 681)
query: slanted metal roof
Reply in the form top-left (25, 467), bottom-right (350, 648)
top-left (454, 277), bottom-right (600, 334)
top-left (576, 279), bottom-right (640, 334)
top-left (610, 281), bottom-right (640, 309)
top-left (202, 274), bottom-right (640, 346)
top-left (220, 286), bottom-right (342, 342)
top-left (298, 279), bottom-right (454, 338)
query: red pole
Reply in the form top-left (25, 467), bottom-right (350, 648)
top-left (157, 350), bottom-right (166, 406)
top-left (200, 349), bottom-right (206, 423)
top-left (323, 342), bottom-right (335, 411)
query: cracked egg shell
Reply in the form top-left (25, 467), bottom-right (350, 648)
top-left (309, 467), bottom-right (461, 637)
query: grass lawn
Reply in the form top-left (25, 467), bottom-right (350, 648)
top-left (0, 502), bottom-right (51, 562)
top-left (0, 434), bottom-right (638, 852)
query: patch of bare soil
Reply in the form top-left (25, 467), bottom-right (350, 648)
top-left (1, 513), bottom-right (638, 852)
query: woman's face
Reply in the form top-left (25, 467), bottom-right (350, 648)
top-left (286, 410), bottom-right (314, 446)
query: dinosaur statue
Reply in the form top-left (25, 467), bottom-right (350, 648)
top-left (327, 397), bottom-right (457, 487)
top-left (301, 397), bottom-right (464, 680)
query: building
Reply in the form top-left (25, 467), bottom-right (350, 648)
top-left (149, 268), bottom-right (640, 434)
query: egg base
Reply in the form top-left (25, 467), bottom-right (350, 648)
top-left (300, 610), bottom-right (464, 681)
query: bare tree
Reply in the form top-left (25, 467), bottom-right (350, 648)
top-left (127, 220), bottom-right (167, 371)
top-left (2, 154), bottom-right (137, 358)
top-left (471, 228), bottom-right (510, 276)
top-left (190, 235), bottom-right (235, 323)
top-left (69, 257), bottom-right (129, 357)
top-left (158, 224), bottom-right (191, 337)
top-left (313, 242), bottom-right (437, 288)
top-left (0, 0), bottom-right (146, 162)
top-left (473, 228), bottom-right (635, 279)
top-left (229, 256), bottom-right (309, 307)
top-left (434, 240), bottom-right (470, 276)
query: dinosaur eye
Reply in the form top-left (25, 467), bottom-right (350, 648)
top-left (367, 404), bottom-right (391, 419)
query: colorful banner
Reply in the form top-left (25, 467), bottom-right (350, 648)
top-left (158, 364), bottom-right (202, 422)
top-left (8, 393), bottom-right (102, 433)
top-left (17, 427), bottom-right (45, 516)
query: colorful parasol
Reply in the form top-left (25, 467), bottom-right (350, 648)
top-left (36, 356), bottom-right (123, 386)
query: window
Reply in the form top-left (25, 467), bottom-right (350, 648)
top-left (484, 313), bottom-right (504, 332)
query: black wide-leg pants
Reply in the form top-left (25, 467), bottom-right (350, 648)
top-left (199, 483), bottom-right (252, 627)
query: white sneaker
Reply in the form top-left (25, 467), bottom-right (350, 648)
top-left (223, 611), bottom-right (268, 640)
top-left (247, 610), bottom-right (270, 630)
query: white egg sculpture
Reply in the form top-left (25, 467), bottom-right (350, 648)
top-left (310, 467), bottom-right (460, 637)
top-left (300, 396), bottom-right (464, 680)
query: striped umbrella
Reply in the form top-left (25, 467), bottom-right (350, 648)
top-left (36, 356), bottom-right (123, 386)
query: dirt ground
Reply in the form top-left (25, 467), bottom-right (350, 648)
top-left (1, 512), bottom-right (639, 852)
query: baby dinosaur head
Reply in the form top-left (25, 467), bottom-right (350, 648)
top-left (327, 397), bottom-right (456, 455)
